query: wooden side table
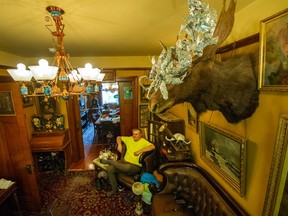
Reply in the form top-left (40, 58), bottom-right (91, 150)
top-left (0, 182), bottom-right (22, 215)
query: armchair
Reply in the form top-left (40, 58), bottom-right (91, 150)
top-left (150, 162), bottom-right (247, 216)
top-left (116, 143), bottom-right (156, 188)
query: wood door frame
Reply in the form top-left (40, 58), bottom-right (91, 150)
top-left (116, 76), bottom-right (139, 132)
top-left (66, 76), bottom-right (138, 163)
top-left (0, 80), bottom-right (41, 211)
top-left (67, 95), bottom-right (85, 162)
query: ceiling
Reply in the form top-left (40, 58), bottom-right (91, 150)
top-left (0, 0), bottom-right (255, 59)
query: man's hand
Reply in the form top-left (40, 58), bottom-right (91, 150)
top-left (134, 151), bottom-right (142, 156)
top-left (134, 144), bottom-right (155, 156)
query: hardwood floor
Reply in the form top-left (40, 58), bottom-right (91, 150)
top-left (69, 123), bottom-right (109, 170)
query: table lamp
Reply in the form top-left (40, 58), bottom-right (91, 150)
top-left (132, 182), bottom-right (145, 215)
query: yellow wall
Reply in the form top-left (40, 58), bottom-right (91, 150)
top-left (168, 1), bottom-right (288, 215)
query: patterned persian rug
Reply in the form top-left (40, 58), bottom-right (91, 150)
top-left (38, 170), bottom-right (137, 216)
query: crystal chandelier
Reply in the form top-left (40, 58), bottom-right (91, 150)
top-left (7, 6), bottom-right (104, 100)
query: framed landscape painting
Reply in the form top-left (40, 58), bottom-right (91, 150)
top-left (199, 121), bottom-right (247, 196)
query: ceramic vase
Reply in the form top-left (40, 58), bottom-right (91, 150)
top-left (56, 114), bottom-right (64, 130)
top-left (32, 115), bottom-right (43, 131)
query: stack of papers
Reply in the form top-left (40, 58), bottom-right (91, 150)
top-left (0, 178), bottom-right (14, 189)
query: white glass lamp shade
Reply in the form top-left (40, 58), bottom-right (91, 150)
top-left (28, 59), bottom-right (58, 81)
top-left (78, 63), bottom-right (101, 81)
top-left (132, 182), bottom-right (145, 196)
top-left (7, 63), bottom-right (33, 81)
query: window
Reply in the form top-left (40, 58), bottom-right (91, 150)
top-left (101, 83), bottom-right (119, 105)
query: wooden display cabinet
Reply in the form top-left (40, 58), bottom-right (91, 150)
top-left (148, 112), bottom-right (189, 165)
top-left (30, 129), bottom-right (72, 172)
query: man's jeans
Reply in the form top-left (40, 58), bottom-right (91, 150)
top-left (105, 160), bottom-right (141, 191)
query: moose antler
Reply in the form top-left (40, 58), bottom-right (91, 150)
top-left (140, 0), bottom-right (237, 100)
top-left (202, 0), bottom-right (237, 58)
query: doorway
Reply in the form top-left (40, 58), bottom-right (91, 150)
top-left (68, 76), bottom-right (138, 166)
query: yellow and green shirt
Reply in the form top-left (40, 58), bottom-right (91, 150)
top-left (121, 136), bottom-right (153, 167)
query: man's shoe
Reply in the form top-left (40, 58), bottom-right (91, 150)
top-left (94, 178), bottom-right (101, 191)
top-left (99, 177), bottom-right (108, 190)
top-left (118, 185), bottom-right (125, 192)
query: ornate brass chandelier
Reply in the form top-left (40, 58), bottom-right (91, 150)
top-left (7, 6), bottom-right (104, 100)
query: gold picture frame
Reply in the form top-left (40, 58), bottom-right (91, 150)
top-left (199, 121), bottom-right (247, 196)
top-left (139, 105), bottom-right (150, 128)
top-left (140, 85), bottom-right (149, 103)
top-left (263, 114), bottom-right (288, 216)
top-left (0, 91), bottom-right (15, 116)
top-left (185, 102), bottom-right (198, 133)
top-left (259, 9), bottom-right (288, 90)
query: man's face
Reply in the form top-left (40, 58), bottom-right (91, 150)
top-left (132, 130), bottom-right (142, 141)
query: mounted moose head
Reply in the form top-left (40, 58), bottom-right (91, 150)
top-left (141, 0), bottom-right (259, 123)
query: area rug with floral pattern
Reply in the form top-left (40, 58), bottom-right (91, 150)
top-left (38, 170), bottom-right (137, 216)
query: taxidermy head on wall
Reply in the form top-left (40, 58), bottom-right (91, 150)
top-left (140, 0), bottom-right (259, 123)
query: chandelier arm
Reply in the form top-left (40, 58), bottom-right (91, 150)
top-left (8, 5), bottom-right (100, 99)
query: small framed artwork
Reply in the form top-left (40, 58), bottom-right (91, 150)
top-left (185, 102), bottom-right (198, 133)
top-left (199, 121), bottom-right (247, 196)
top-left (22, 83), bottom-right (34, 107)
top-left (259, 9), bottom-right (288, 90)
top-left (139, 105), bottom-right (150, 128)
top-left (262, 114), bottom-right (288, 216)
top-left (22, 96), bottom-right (33, 107)
top-left (140, 85), bottom-right (149, 103)
top-left (0, 91), bottom-right (15, 116)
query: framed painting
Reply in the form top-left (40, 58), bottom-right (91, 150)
top-left (199, 121), bottom-right (247, 196)
top-left (263, 114), bottom-right (288, 216)
top-left (0, 91), bottom-right (15, 116)
top-left (22, 96), bottom-right (33, 107)
top-left (185, 102), bottom-right (198, 133)
top-left (22, 82), bottom-right (34, 107)
top-left (139, 105), bottom-right (150, 128)
top-left (259, 9), bottom-right (288, 90)
top-left (140, 85), bottom-right (149, 103)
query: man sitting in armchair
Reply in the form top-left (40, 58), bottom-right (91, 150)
top-left (100, 128), bottom-right (155, 197)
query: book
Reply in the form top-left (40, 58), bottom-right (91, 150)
top-left (0, 178), bottom-right (14, 189)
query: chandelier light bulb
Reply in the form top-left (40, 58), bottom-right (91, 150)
top-left (17, 63), bottom-right (26, 71)
top-left (85, 63), bottom-right (92, 70)
top-left (38, 59), bottom-right (49, 67)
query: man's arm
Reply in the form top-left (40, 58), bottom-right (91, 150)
top-left (116, 136), bottom-right (123, 153)
top-left (134, 144), bottom-right (155, 156)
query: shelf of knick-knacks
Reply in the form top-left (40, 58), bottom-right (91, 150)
top-left (32, 114), bottom-right (64, 132)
